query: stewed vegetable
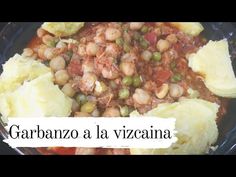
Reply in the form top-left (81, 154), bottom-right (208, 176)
top-left (23, 22), bottom-right (228, 155)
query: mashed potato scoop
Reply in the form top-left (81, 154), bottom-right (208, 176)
top-left (42, 22), bottom-right (84, 37)
top-left (130, 98), bottom-right (219, 154)
top-left (188, 39), bottom-right (236, 98)
top-left (0, 54), bottom-right (72, 123)
top-left (170, 22), bottom-right (204, 36)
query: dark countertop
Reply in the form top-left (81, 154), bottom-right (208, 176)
top-left (0, 22), bottom-right (236, 155)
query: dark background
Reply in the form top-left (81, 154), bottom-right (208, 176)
top-left (0, 23), bottom-right (17, 154)
top-left (0, 22), bottom-right (236, 155)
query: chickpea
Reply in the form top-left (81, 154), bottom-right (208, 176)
top-left (56, 41), bottom-right (67, 49)
top-left (119, 61), bottom-right (136, 76)
top-left (74, 112), bottom-right (91, 117)
top-left (123, 31), bottom-right (131, 43)
top-left (154, 28), bottom-right (161, 37)
top-left (141, 50), bottom-right (152, 61)
top-left (129, 22), bottom-right (144, 30)
top-left (94, 81), bottom-right (107, 96)
top-left (91, 109), bottom-right (100, 117)
top-left (102, 67), bottom-right (119, 80)
top-left (102, 107), bottom-right (120, 117)
top-left (61, 83), bottom-right (76, 97)
top-left (80, 72), bottom-right (97, 93)
top-left (77, 44), bottom-right (86, 57)
top-left (121, 53), bottom-right (137, 62)
top-left (82, 60), bottom-right (94, 73)
top-left (72, 99), bottom-right (80, 113)
top-left (166, 34), bottom-right (178, 44)
top-left (22, 48), bottom-right (34, 57)
top-left (105, 43), bottom-right (120, 59)
top-left (37, 44), bottom-right (48, 60)
top-left (55, 70), bottom-right (70, 85)
top-left (37, 28), bottom-right (47, 38)
top-left (155, 83), bottom-right (169, 99)
top-left (133, 89), bottom-right (151, 105)
top-left (156, 39), bottom-right (170, 53)
top-left (94, 34), bottom-right (106, 44)
top-left (169, 84), bottom-right (184, 98)
top-left (105, 27), bottom-right (121, 41)
top-left (86, 42), bottom-right (98, 56)
top-left (44, 48), bottom-right (55, 60)
top-left (49, 56), bottom-right (66, 72)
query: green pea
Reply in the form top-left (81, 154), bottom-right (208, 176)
top-left (122, 76), bottom-right (133, 86)
top-left (76, 94), bottom-right (87, 105)
top-left (109, 80), bottom-right (118, 89)
top-left (152, 52), bottom-right (161, 61)
top-left (47, 37), bottom-right (59, 47)
top-left (139, 38), bottom-right (149, 49)
top-left (171, 73), bottom-right (182, 83)
top-left (133, 32), bottom-right (141, 41)
top-left (116, 37), bottom-right (124, 47)
top-left (94, 81), bottom-right (107, 95)
top-left (120, 106), bottom-right (130, 117)
top-left (119, 88), bottom-right (130, 99)
top-left (133, 75), bottom-right (142, 87)
top-left (123, 43), bottom-right (131, 53)
top-left (170, 62), bottom-right (176, 70)
top-left (123, 26), bottom-right (129, 32)
top-left (80, 101), bottom-right (96, 113)
top-left (141, 25), bottom-right (149, 33)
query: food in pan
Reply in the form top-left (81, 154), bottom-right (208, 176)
top-left (1, 22), bottom-right (236, 155)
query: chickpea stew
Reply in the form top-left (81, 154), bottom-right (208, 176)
top-left (2, 22), bottom-right (236, 155)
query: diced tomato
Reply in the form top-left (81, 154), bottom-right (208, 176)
top-left (49, 147), bottom-right (76, 155)
top-left (177, 58), bottom-right (188, 72)
top-left (173, 43), bottom-right (182, 52)
top-left (155, 70), bottom-right (172, 83)
top-left (67, 59), bottom-right (83, 77)
top-left (144, 32), bottom-right (157, 46)
top-left (155, 80), bottom-right (163, 87)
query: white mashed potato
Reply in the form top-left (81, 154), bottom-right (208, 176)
top-left (188, 39), bottom-right (236, 98)
top-left (0, 54), bottom-right (72, 123)
top-left (42, 22), bottom-right (84, 37)
top-left (130, 98), bottom-right (219, 154)
top-left (170, 22), bottom-right (204, 36)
